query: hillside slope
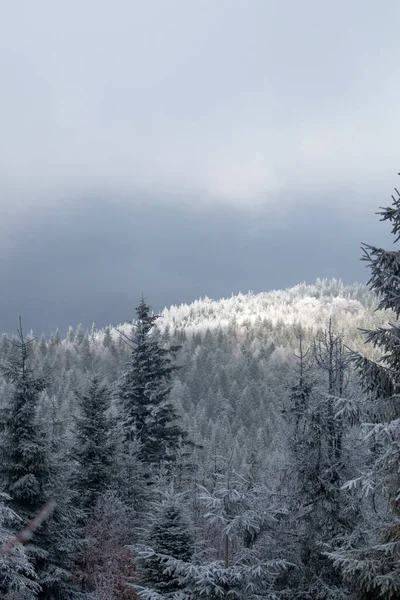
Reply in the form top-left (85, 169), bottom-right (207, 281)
top-left (0, 279), bottom-right (389, 471)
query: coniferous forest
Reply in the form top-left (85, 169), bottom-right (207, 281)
top-left (2, 187), bottom-right (400, 599)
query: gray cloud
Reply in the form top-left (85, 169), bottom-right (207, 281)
top-left (0, 0), bottom-right (399, 205)
top-left (0, 1), bottom-right (398, 334)
top-left (0, 191), bottom-right (391, 335)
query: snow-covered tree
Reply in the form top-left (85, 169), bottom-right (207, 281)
top-left (0, 321), bottom-right (80, 598)
top-left (281, 332), bottom-right (357, 599)
top-left (75, 324), bottom-right (85, 347)
top-left (72, 374), bottom-right (114, 511)
top-left (330, 184), bottom-right (400, 598)
top-left (135, 460), bottom-right (288, 600)
top-left (136, 496), bottom-right (194, 596)
top-left (0, 493), bottom-right (40, 599)
top-left (116, 298), bottom-right (189, 467)
top-left (0, 323), bottom-right (50, 591)
top-left (80, 491), bottom-right (137, 599)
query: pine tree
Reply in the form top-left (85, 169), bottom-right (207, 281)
top-left (39, 336), bottom-right (48, 358)
top-left (0, 323), bottom-right (49, 588)
top-left (330, 183), bottom-right (400, 598)
top-left (282, 333), bottom-right (356, 599)
top-left (138, 497), bottom-right (194, 596)
top-left (0, 493), bottom-right (40, 599)
top-left (0, 321), bottom-right (79, 599)
top-left (74, 325), bottom-right (84, 347)
top-left (79, 335), bottom-right (92, 372)
top-left (72, 374), bottom-right (114, 510)
top-left (66, 327), bottom-right (75, 344)
top-left (103, 327), bottom-right (113, 349)
top-left (116, 298), bottom-right (188, 467)
top-left (135, 466), bottom-right (288, 600)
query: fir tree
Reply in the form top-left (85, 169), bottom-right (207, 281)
top-left (116, 298), bottom-right (188, 467)
top-left (0, 323), bottom-right (49, 586)
top-left (72, 374), bottom-right (114, 510)
top-left (74, 325), bottom-right (84, 347)
top-left (0, 321), bottom-right (79, 599)
top-left (138, 497), bottom-right (194, 596)
top-left (103, 327), bottom-right (113, 349)
top-left (330, 183), bottom-right (400, 598)
top-left (79, 335), bottom-right (92, 372)
top-left (282, 333), bottom-right (355, 599)
top-left (135, 468), bottom-right (288, 600)
top-left (39, 336), bottom-right (48, 358)
top-left (0, 493), bottom-right (40, 599)
top-left (54, 329), bottom-right (61, 346)
top-left (66, 327), bottom-right (75, 344)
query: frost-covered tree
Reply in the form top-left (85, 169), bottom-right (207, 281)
top-left (80, 335), bottom-right (92, 372)
top-left (137, 496), bottom-right (194, 596)
top-left (103, 327), bottom-right (116, 355)
top-left (0, 321), bottom-right (79, 599)
top-left (54, 329), bottom-right (61, 346)
top-left (0, 493), bottom-right (40, 599)
top-left (0, 323), bottom-right (49, 591)
top-left (330, 184), bottom-right (400, 598)
top-left (66, 327), bottom-right (75, 344)
top-left (80, 491), bottom-right (136, 599)
top-left (140, 460), bottom-right (289, 600)
top-left (116, 298), bottom-right (188, 467)
top-left (282, 333), bottom-right (356, 599)
top-left (71, 374), bottom-right (114, 510)
top-left (75, 324), bottom-right (85, 347)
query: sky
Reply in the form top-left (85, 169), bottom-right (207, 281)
top-left (0, 0), bottom-right (399, 335)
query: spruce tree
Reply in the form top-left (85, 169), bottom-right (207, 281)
top-left (136, 470), bottom-right (288, 600)
top-left (282, 333), bottom-right (356, 599)
top-left (0, 321), bottom-right (79, 599)
top-left (71, 374), bottom-right (114, 510)
top-left (103, 327), bottom-right (113, 350)
top-left (116, 298), bottom-right (188, 467)
top-left (138, 497), bottom-right (194, 596)
top-left (0, 493), bottom-right (40, 599)
top-left (330, 183), bottom-right (400, 598)
top-left (0, 323), bottom-right (49, 590)
top-left (66, 327), bottom-right (75, 344)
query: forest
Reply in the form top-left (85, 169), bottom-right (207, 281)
top-left (1, 189), bottom-right (400, 600)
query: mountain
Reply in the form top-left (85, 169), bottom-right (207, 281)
top-left (0, 278), bottom-right (387, 475)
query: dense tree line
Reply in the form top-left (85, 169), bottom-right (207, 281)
top-left (0, 183), bottom-right (400, 597)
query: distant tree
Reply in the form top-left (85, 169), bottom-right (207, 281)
top-left (66, 327), bottom-right (75, 344)
top-left (103, 327), bottom-right (113, 349)
top-left (54, 328), bottom-right (61, 346)
top-left (74, 324), bottom-right (84, 346)
top-left (80, 334), bottom-right (92, 372)
top-left (103, 326), bottom-right (118, 359)
top-left (38, 336), bottom-right (48, 358)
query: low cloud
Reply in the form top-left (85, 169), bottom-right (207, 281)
top-left (0, 0), bottom-right (399, 209)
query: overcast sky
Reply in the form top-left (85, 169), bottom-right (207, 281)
top-left (0, 0), bottom-right (399, 335)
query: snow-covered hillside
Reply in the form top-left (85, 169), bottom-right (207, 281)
top-left (110, 279), bottom-right (385, 346)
